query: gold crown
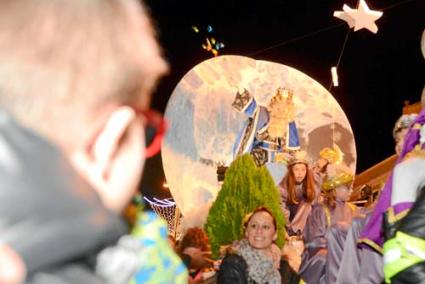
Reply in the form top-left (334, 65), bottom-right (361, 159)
top-left (288, 150), bottom-right (309, 166)
top-left (319, 144), bottom-right (344, 165)
top-left (271, 87), bottom-right (293, 101)
top-left (322, 164), bottom-right (354, 191)
top-left (322, 173), bottom-right (354, 192)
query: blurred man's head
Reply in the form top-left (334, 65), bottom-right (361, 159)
top-left (0, 0), bottom-right (168, 212)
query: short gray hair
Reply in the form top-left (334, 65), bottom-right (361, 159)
top-left (0, 0), bottom-right (167, 140)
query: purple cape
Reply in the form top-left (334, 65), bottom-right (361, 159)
top-left (359, 108), bottom-right (425, 251)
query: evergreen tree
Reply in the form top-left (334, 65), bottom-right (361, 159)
top-left (205, 154), bottom-right (285, 258)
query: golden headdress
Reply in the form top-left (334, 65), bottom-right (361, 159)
top-left (288, 150), bottom-right (309, 166)
top-left (319, 144), bottom-right (344, 165)
top-left (392, 113), bottom-right (418, 140)
top-left (322, 163), bottom-right (354, 192)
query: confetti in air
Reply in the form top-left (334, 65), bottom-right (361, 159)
top-left (192, 26), bottom-right (199, 33)
top-left (192, 24), bottom-right (225, 57)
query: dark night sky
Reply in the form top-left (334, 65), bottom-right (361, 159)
top-left (140, 0), bottom-right (425, 198)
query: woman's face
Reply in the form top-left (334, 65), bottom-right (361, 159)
top-left (335, 184), bottom-right (352, 202)
top-left (245, 211), bottom-right (277, 251)
top-left (292, 163), bottom-right (307, 183)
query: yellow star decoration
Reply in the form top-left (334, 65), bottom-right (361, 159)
top-left (334, 0), bottom-right (383, 34)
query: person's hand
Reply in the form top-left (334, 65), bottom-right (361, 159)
top-left (312, 248), bottom-right (327, 257)
top-left (183, 247), bottom-right (212, 269)
top-left (391, 157), bottom-right (425, 206)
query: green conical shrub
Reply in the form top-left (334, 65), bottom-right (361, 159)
top-left (204, 154), bottom-right (285, 258)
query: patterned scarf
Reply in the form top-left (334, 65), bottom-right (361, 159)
top-left (233, 239), bottom-right (281, 284)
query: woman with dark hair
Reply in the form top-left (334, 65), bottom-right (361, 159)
top-left (218, 207), bottom-right (300, 284)
top-left (178, 227), bottom-right (216, 283)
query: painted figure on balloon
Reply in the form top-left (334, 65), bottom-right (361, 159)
top-left (232, 87), bottom-right (301, 167)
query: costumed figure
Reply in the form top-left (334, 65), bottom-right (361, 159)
top-left (311, 144), bottom-right (344, 185)
top-left (232, 87), bottom-right (300, 167)
top-left (279, 151), bottom-right (320, 236)
top-left (336, 113), bottom-right (418, 284)
top-left (299, 164), bottom-right (357, 284)
top-left (359, 111), bottom-right (423, 252)
top-left (217, 207), bottom-right (300, 284)
top-left (279, 151), bottom-right (320, 272)
top-left (383, 111), bottom-right (425, 283)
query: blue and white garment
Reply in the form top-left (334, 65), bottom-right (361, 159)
top-left (232, 90), bottom-right (300, 166)
top-left (96, 211), bottom-right (188, 284)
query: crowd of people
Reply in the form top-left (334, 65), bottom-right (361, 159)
top-left (0, 0), bottom-right (424, 283)
top-left (172, 96), bottom-right (425, 284)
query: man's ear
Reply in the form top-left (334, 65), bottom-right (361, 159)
top-left (91, 106), bottom-right (137, 178)
top-left (273, 232), bottom-right (277, 241)
top-left (71, 106), bottom-right (138, 210)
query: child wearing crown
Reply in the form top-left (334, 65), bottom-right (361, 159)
top-left (298, 164), bottom-right (358, 283)
top-left (278, 150), bottom-right (321, 271)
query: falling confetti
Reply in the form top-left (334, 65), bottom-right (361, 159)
top-left (193, 24), bottom-right (225, 57)
top-left (215, 42), bottom-right (225, 50)
top-left (192, 26), bottom-right (199, 33)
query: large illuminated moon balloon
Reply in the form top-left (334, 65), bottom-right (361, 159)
top-left (162, 55), bottom-right (356, 216)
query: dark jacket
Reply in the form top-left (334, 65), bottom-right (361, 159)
top-left (0, 110), bottom-right (127, 283)
top-left (217, 254), bottom-right (300, 284)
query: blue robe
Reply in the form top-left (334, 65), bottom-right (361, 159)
top-left (232, 93), bottom-right (300, 166)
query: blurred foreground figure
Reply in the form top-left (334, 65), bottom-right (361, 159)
top-left (383, 107), bottom-right (425, 283)
top-left (0, 0), bottom-right (186, 283)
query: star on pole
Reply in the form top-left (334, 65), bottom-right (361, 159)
top-left (334, 0), bottom-right (383, 33)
